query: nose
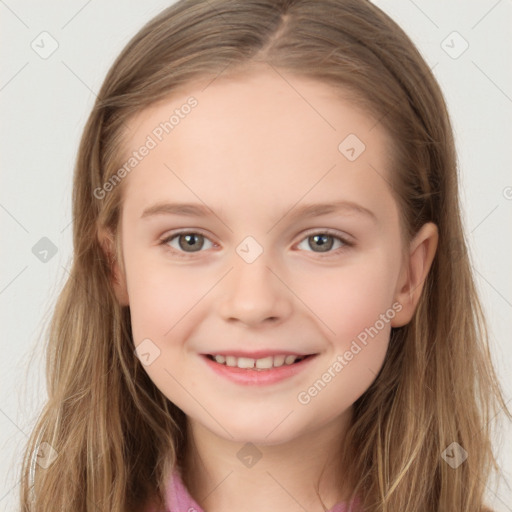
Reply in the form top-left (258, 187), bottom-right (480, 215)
top-left (217, 254), bottom-right (293, 327)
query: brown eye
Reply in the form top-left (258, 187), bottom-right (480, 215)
top-left (296, 231), bottom-right (350, 255)
top-left (178, 233), bottom-right (205, 252)
top-left (163, 232), bottom-right (214, 255)
top-left (307, 234), bottom-right (334, 252)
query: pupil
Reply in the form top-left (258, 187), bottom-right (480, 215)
top-left (179, 233), bottom-right (203, 252)
top-left (311, 234), bottom-right (333, 252)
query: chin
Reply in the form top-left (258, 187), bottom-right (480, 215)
top-left (210, 417), bottom-right (302, 446)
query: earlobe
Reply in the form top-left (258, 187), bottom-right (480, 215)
top-left (391, 222), bottom-right (438, 327)
top-left (97, 226), bottom-right (130, 306)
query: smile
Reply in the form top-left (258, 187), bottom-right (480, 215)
top-left (202, 353), bottom-right (318, 385)
top-left (206, 353), bottom-right (309, 369)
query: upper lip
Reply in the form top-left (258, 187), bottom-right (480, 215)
top-left (203, 350), bottom-right (316, 359)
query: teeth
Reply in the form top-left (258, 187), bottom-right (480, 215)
top-left (273, 355), bottom-right (286, 367)
top-left (237, 357), bottom-right (255, 369)
top-left (211, 354), bottom-right (305, 370)
top-left (256, 356), bottom-right (273, 369)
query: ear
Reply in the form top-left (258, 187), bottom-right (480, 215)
top-left (97, 226), bottom-right (129, 306)
top-left (391, 222), bottom-right (438, 327)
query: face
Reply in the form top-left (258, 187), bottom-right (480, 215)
top-left (111, 67), bottom-right (413, 445)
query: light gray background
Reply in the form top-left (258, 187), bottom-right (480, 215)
top-left (1, 1), bottom-right (511, 510)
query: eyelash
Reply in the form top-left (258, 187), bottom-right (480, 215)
top-left (159, 228), bottom-right (354, 259)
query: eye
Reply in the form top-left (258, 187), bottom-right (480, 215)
top-left (160, 229), bottom-right (353, 258)
top-left (296, 230), bottom-right (352, 255)
top-left (161, 231), bottom-right (215, 255)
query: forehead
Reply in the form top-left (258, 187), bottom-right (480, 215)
top-left (124, 67), bottom-right (387, 153)
top-left (118, 67), bottom-right (396, 217)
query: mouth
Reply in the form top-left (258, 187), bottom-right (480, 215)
top-left (204, 353), bottom-right (316, 370)
top-left (201, 352), bottom-right (318, 386)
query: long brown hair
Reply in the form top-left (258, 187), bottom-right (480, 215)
top-left (20, 1), bottom-right (510, 510)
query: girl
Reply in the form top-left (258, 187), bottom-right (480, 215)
top-left (20, 0), bottom-right (510, 511)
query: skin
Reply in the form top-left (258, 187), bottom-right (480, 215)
top-left (100, 64), bottom-right (438, 512)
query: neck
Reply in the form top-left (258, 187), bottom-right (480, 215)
top-left (181, 408), bottom-right (354, 512)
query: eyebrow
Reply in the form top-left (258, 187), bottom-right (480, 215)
top-left (141, 200), bottom-right (377, 225)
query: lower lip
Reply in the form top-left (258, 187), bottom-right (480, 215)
top-left (201, 355), bottom-right (317, 386)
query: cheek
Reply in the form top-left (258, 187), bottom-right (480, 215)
top-left (126, 260), bottom-right (210, 344)
top-left (122, 248), bottom-right (209, 399)
top-left (294, 262), bottom-right (397, 416)
top-left (297, 254), bottom-right (399, 343)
